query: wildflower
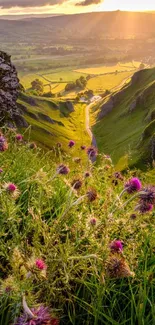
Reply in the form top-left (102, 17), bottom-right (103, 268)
top-left (6, 183), bottom-right (17, 192)
top-left (0, 168), bottom-right (3, 173)
top-left (0, 136), bottom-right (8, 152)
top-left (87, 188), bottom-right (97, 202)
top-left (29, 142), bottom-right (37, 149)
top-left (106, 255), bottom-right (134, 278)
top-left (16, 134), bottom-right (23, 141)
top-left (81, 145), bottom-right (86, 150)
top-left (15, 305), bottom-right (59, 325)
top-left (84, 171), bottom-right (91, 178)
top-left (137, 202), bottom-right (153, 214)
top-left (139, 186), bottom-right (155, 205)
top-left (87, 146), bottom-right (97, 158)
top-left (68, 140), bottom-right (75, 148)
top-left (4, 182), bottom-right (20, 199)
top-left (90, 218), bottom-right (97, 225)
top-left (110, 240), bottom-right (123, 253)
top-left (125, 177), bottom-right (142, 194)
top-left (57, 164), bottom-right (70, 175)
top-left (35, 259), bottom-right (47, 270)
top-left (71, 179), bottom-right (83, 190)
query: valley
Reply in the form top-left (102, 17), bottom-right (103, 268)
top-left (0, 8), bottom-right (155, 325)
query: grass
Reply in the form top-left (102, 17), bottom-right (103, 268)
top-left (0, 130), bottom-right (155, 325)
top-left (91, 68), bottom-right (155, 169)
top-left (87, 71), bottom-right (132, 95)
top-left (19, 69), bottom-right (87, 90)
top-left (74, 61), bottom-right (142, 75)
top-left (18, 93), bottom-right (90, 152)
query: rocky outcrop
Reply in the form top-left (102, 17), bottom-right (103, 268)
top-left (65, 101), bottom-right (74, 112)
top-left (0, 51), bottom-right (19, 124)
top-left (98, 98), bottom-right (114, 119)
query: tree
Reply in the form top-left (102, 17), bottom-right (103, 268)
top-left (31, 79), bottom-right (44, 94)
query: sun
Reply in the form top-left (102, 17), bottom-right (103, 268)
top-left (97, 0), bottom-right (155, 12)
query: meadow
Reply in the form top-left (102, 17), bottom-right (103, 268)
top-left (0, 130), bottom-right (154, 325)
top-left (19, 61), bottom-right (139, 98)
top-left (74, 61), bottom-right (142, 75)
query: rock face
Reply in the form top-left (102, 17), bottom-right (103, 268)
top-left (0, 51), bottom-right (29, 127)
top-left (0, 51), bottom-right (19, 123)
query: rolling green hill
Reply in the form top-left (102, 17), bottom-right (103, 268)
top-left (18, 92), bottom-right (90, 152)
top-left (91, 68), bottom-right (155, 169)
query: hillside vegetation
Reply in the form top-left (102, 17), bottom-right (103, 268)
top-left (91, 68), bottom-right (155, 169)
top-left (18, 93), bottom-right (90, 151)
top-left (0, 130), bottom-right (155, 325)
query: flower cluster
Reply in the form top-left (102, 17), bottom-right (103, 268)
top-left (0, 135), bottom-right (8, 152)
top-left (15, 305), bottom-right (59, 325)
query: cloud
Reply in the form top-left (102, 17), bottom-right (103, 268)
top-left (0, 0), bottom-right (64, 8)
top-left (76, 0), bottom-right (102, 5)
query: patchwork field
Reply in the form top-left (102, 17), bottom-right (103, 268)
top-left (74, 61), bottom-right (142, 74)
top-left (87, 71), bottom-right (132, 94)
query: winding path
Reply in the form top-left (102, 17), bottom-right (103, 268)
top-left (85, 97), bottom-right (102, 147)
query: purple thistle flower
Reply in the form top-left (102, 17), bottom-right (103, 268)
top-left (139, 186), bottom-right (155, 205)
top-left (81, 145), bottom-right (86, 150)
top-left (86, 146), bottom-right (97, 158)
top-left (84, 171), bottom-right (91, 178)
top-left (137, 202), bottom-right (153, 214)
top-left (110, 240), bottom-right (123, 253)
top-left (16, 134), bottom-right (23, 141)
top-left (71, 179), bottom-right (83, 190)
top-left (15, 305), bottom-right (58, 325)
top-left (90, 218), bottom-right (97, 225)
top-left (57, 164), bottom-right (70, 175)
top-left (0, 136), bottom-right (8, 152)
top-left (87, 188), bottom-right (97, 202)
top-left (35, 259), bottom-right (47, 270)
top-left (68, 140), bottom-right (75, 148)
top-left (7, 183), bottom-right (17, 192)
top-left (125, 177), bottom-right (142, 194)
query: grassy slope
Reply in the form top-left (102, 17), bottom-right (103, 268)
top-left (18, 93), bottom-right (90, 152)
top-left (91, 68), bottom-right (155, 169)
top-left (0, 132), bottom-right (155, 325)
top-left (87, 71), bottom-right (132, 95)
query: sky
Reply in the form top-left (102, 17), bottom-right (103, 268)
top-left (0, 0), bottom-right (155, 15)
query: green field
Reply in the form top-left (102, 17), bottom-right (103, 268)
top-left (74, 61), bottom-right (142, 74)
top-left (87, 71), bottom-right (132, 94)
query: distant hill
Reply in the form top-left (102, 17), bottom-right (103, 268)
top-left (0, 11), bottom-right (155, 43)
top-left (0, 13), bottom-right (63, 20)
top-left (91, 67), bottom-right (155, 169)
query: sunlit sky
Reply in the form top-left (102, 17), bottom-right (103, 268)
top-left (0, 0), bottom-right (155, 16)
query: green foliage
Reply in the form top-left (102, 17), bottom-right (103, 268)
top-left (31, 79), bottom-right (44, 94)
top-left (0, 130), bottom-right (155, 324)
